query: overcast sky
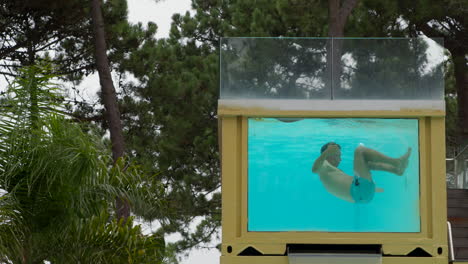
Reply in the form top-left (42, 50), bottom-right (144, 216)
top-left (126, 1), bottom-right (221, 264)
top-left (128, 0), bottom-right (192, 39)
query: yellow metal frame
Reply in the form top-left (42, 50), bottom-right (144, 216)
top-left (220, 109), bottom-right (447, 264)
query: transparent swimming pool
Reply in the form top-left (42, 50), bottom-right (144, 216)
top-left (248, 118), bottom-right (420, 232)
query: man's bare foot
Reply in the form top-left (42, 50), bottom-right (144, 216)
top-left (397, 147), bottom-right (412, 175)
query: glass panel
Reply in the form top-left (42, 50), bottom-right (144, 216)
top-left (422, 38), bottom-right (445, 100)
top-left (247, 117), bottom-right (420, 232)
top-left (446, 158), bottom-right (457, 189)
top-left (333, 38), bottom-right (444, 100)
top-left (220, 38), bottom-right (444, 101)
top-left (453, 146), bottom-right (468, 189)
top-left (220, 38), bottom-right (331, 99)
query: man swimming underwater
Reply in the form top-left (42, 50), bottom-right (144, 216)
top-left (312, 142), bottom-right (411, 203)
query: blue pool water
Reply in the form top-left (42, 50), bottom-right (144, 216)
top-left (248, 118), bottom-right (420, 232)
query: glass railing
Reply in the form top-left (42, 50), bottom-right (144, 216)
top-left (220, 37), bottom-right (444, 101)
top-left (447, 146), bottom-right (468, 189)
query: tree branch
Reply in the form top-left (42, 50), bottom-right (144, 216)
top-left (0, 64), bottom-right (22, 68)
top-left (0, 71), bottom-right (17, 77)
top-left (54, 64), bottom-right (95, 76)
top-left (34, 37), bottom-right (64, 52)
top-left (0, 40), bottom-right (30, 60)
top-left (44, 107), bottom-right (104, 122)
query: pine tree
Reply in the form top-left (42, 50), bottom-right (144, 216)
top-left (121, 0), bottom-right (450, 254)
top-left (397, 0), bottom-right (467, 146)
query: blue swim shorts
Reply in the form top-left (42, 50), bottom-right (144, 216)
top-left (350, 177), bottom-right (375, 204)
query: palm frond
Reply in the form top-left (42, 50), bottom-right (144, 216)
top-left (50, 211), bottom-right (165, 264)
top-left (0, 64), bottom-right (166, 262)
top-left (0, 194), bottom-right (26, 262)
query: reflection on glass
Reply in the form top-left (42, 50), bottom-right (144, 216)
top-left (333, 38), bottom-right (444, 99)
top-left (220, 38), bottom-right (331, 99)
top-left (220, 38), bottom-right (444, 100)
top-left (248, 118), bottom-right (420, 232)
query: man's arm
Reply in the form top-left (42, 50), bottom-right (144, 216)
top-left (312, 145), bottom-right (339, 173)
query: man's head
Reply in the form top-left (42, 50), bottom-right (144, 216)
top-left (321, 142), bottom-right (341, 166)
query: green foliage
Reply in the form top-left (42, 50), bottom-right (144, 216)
top-left (394, 0), bottom-right (467, 145)
top-left (51, 212), bottom-right (164, 264)
top-left (0, 65), bottom-right (165, 263)
top-left (444, 56), bottom-right (458, 154)
top-left (120, 36), bottom-right (221, 252)
top-left (0, 195), bottom-right (25, 263)
top-left (0, 0), bottom-right (149, 82)
top-left (0, 0), bottom-right (93, 79)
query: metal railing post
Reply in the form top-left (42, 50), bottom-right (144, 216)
top-left (448, 221), bottom-right (455, 261)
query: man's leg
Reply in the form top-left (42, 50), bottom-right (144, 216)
top-left (354, 146), bottom-right (411, 178)
top-left (367, 161), bottom-right (400, 174)
top-left (353, 146), bottom-right (373, 181)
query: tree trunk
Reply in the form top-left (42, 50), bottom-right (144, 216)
top-left (327, 0), bottom-right (358, 98)
top-left (90, 0), bottom-right (130, 220)
top-left (26, 43), bottom-right (39, 130)
top-left (414, 21), bottom-right (467, 149)
top-left (452, 52), bottom-right (468, 147)
top-left (28, 69), bottom-right (39, 130)
top-left (328, 0), bottom-right (345, 37)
